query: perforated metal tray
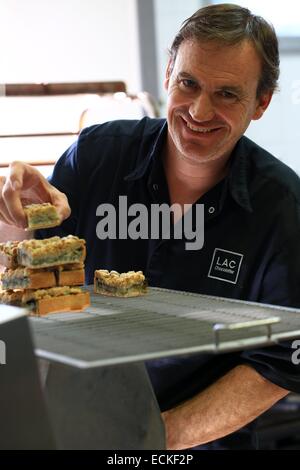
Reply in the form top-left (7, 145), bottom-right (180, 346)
top-left (30, 286), bottom-right (300, 368)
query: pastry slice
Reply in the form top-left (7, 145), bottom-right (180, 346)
top-left (0, 241), bottom-right (19, 268)
top-left (0, 262), bottom-right (85, 290)
top-left (0, 286), bottom-right (90, 316)
top-left (1, 267), bottom-right (56, 290)
top-left (24, 203), bottom-right (60, 230)
top-left (56, 263), bottom-right (85, 286)
top-left (94, 269), bottom-right (148, 297)
top-left (17, 235), bottom-right (86, 269)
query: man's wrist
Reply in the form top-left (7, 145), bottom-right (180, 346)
top-left (162, 407), bottom-right (193, 450)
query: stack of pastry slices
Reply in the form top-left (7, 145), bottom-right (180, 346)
top-left (0, 235), bottom-right (90, 316)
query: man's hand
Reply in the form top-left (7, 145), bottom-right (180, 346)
top-left (0, 161), bottom-right (71, 228)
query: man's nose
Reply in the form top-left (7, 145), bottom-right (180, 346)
top-left (189, 93), bottom-right (215, 122)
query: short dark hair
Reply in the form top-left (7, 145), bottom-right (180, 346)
top-left (169, 3), bottom-right (279, 97)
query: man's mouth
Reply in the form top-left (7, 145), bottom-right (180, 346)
top-left (182, 117), bottom-right (222, 134)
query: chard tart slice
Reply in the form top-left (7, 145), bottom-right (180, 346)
top-left (94, 269), bottom-right (148, 297)
top-left (17, 235), bottom-right (86, 269)
top-left (0, 286), bottom-right (90, 316)
top-left (1, 267), bottom-right (56, 290)
top-left (56, 263), bottom-right (85, 286)
top-left (24, 203), bottom-right (60, 230)
top-left (1, 263), bottom-right (85, 290)
top-left (0, 241), bottom-right (19, 269)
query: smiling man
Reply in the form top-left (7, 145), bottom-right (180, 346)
top-left (1, 4), bottom-right (300, 450)
top-left (163, 37), bottom-right (273, 218)
top-left (165, 40), bottom-right (271, 166)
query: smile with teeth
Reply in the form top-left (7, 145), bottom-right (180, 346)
top-left (185, 121), bottom-right (218, 133)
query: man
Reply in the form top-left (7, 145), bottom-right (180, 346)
top-left (0, 4), bottom-right (299, 449)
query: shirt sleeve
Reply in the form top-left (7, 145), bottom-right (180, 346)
top-left (240, 227), bottom-right (300, 393)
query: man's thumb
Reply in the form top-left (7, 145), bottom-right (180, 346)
top-left (11, 179), bottom-right (21, 190)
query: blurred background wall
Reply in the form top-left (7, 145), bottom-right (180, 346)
top-left (0, 0), bottom-right (299, 173)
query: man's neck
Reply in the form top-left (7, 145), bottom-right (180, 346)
top-left (163, 141), bottom-right (230, 205)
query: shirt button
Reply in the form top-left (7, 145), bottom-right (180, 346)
top-left (208, 206), bottom-right (215, 214)
top-left (153, 183), bottom-right (159, 191)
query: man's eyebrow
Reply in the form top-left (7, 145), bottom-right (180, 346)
top-left (177, 72), bottom-right (198, 81)
top-left (218, 85), bottom-right (244, 95)
top-left (177, 74), bottom-right (244, 93)
top-left (176, 73), bottom-right (245, 95)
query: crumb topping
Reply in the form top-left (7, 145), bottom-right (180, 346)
top-left (18, 235), bottom-right (85, 258)
top-left (24, 202), bottom-right (57, 215)
top-left (95, 269), bottom-right (145, 288)
top-left (0, 286), bottom-right (83, 304)
top-left (0, 240), bottom-right (19, 256)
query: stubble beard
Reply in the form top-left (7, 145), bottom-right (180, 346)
top-left (171, 129), bottom-right (231, 166)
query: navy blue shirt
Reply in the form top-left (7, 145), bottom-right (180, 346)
top-left (37, 118), bottom-right (300, 409)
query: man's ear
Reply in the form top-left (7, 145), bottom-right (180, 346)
top-left (252, 90), bottom-right (273, 120)
top-left (164, 58), bottom-right (174, 91)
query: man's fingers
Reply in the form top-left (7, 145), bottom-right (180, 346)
top-left (1, 162), bottom-right (71, 228)
top-left (0, 176), bottom-right (22, 226)
top-left (3, 162), bottom-right (32, 227)
top-left (2, 178), bottom-right (27, 227)
top-left (50, 188), bottom-right (71, 222)
top-left (0, 207), bottom-right (13, 226)
top-left (7, 160), bottom-right (26, 191)
top-left (3, 162), bottom-right (51, 227)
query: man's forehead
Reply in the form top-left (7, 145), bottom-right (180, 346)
top-left (173, 39), bottom-right (261, 84)
top-left (176, 38), bottom-right (257, 57)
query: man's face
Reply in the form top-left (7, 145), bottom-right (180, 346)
top-left (165, 39), bottom-right (272, 165)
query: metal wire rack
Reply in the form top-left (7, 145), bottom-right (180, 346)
top-left (30, 286), bottom-right (300, 368)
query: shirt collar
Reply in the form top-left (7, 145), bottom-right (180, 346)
top-left (124, 120), bottom-right (167, 182)
top-left (124, 120), bottom-right (252, 213)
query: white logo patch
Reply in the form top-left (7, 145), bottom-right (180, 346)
top-left (208, 248), bottom-right (243, 284)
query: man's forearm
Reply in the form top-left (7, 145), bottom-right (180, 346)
top-left (162, 364), bottom-right (289, 450)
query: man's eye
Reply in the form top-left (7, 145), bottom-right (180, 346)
top-left (180, 79), bottom-right (197, 89)
top-left (219, 90), bottom-right (237, 100)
